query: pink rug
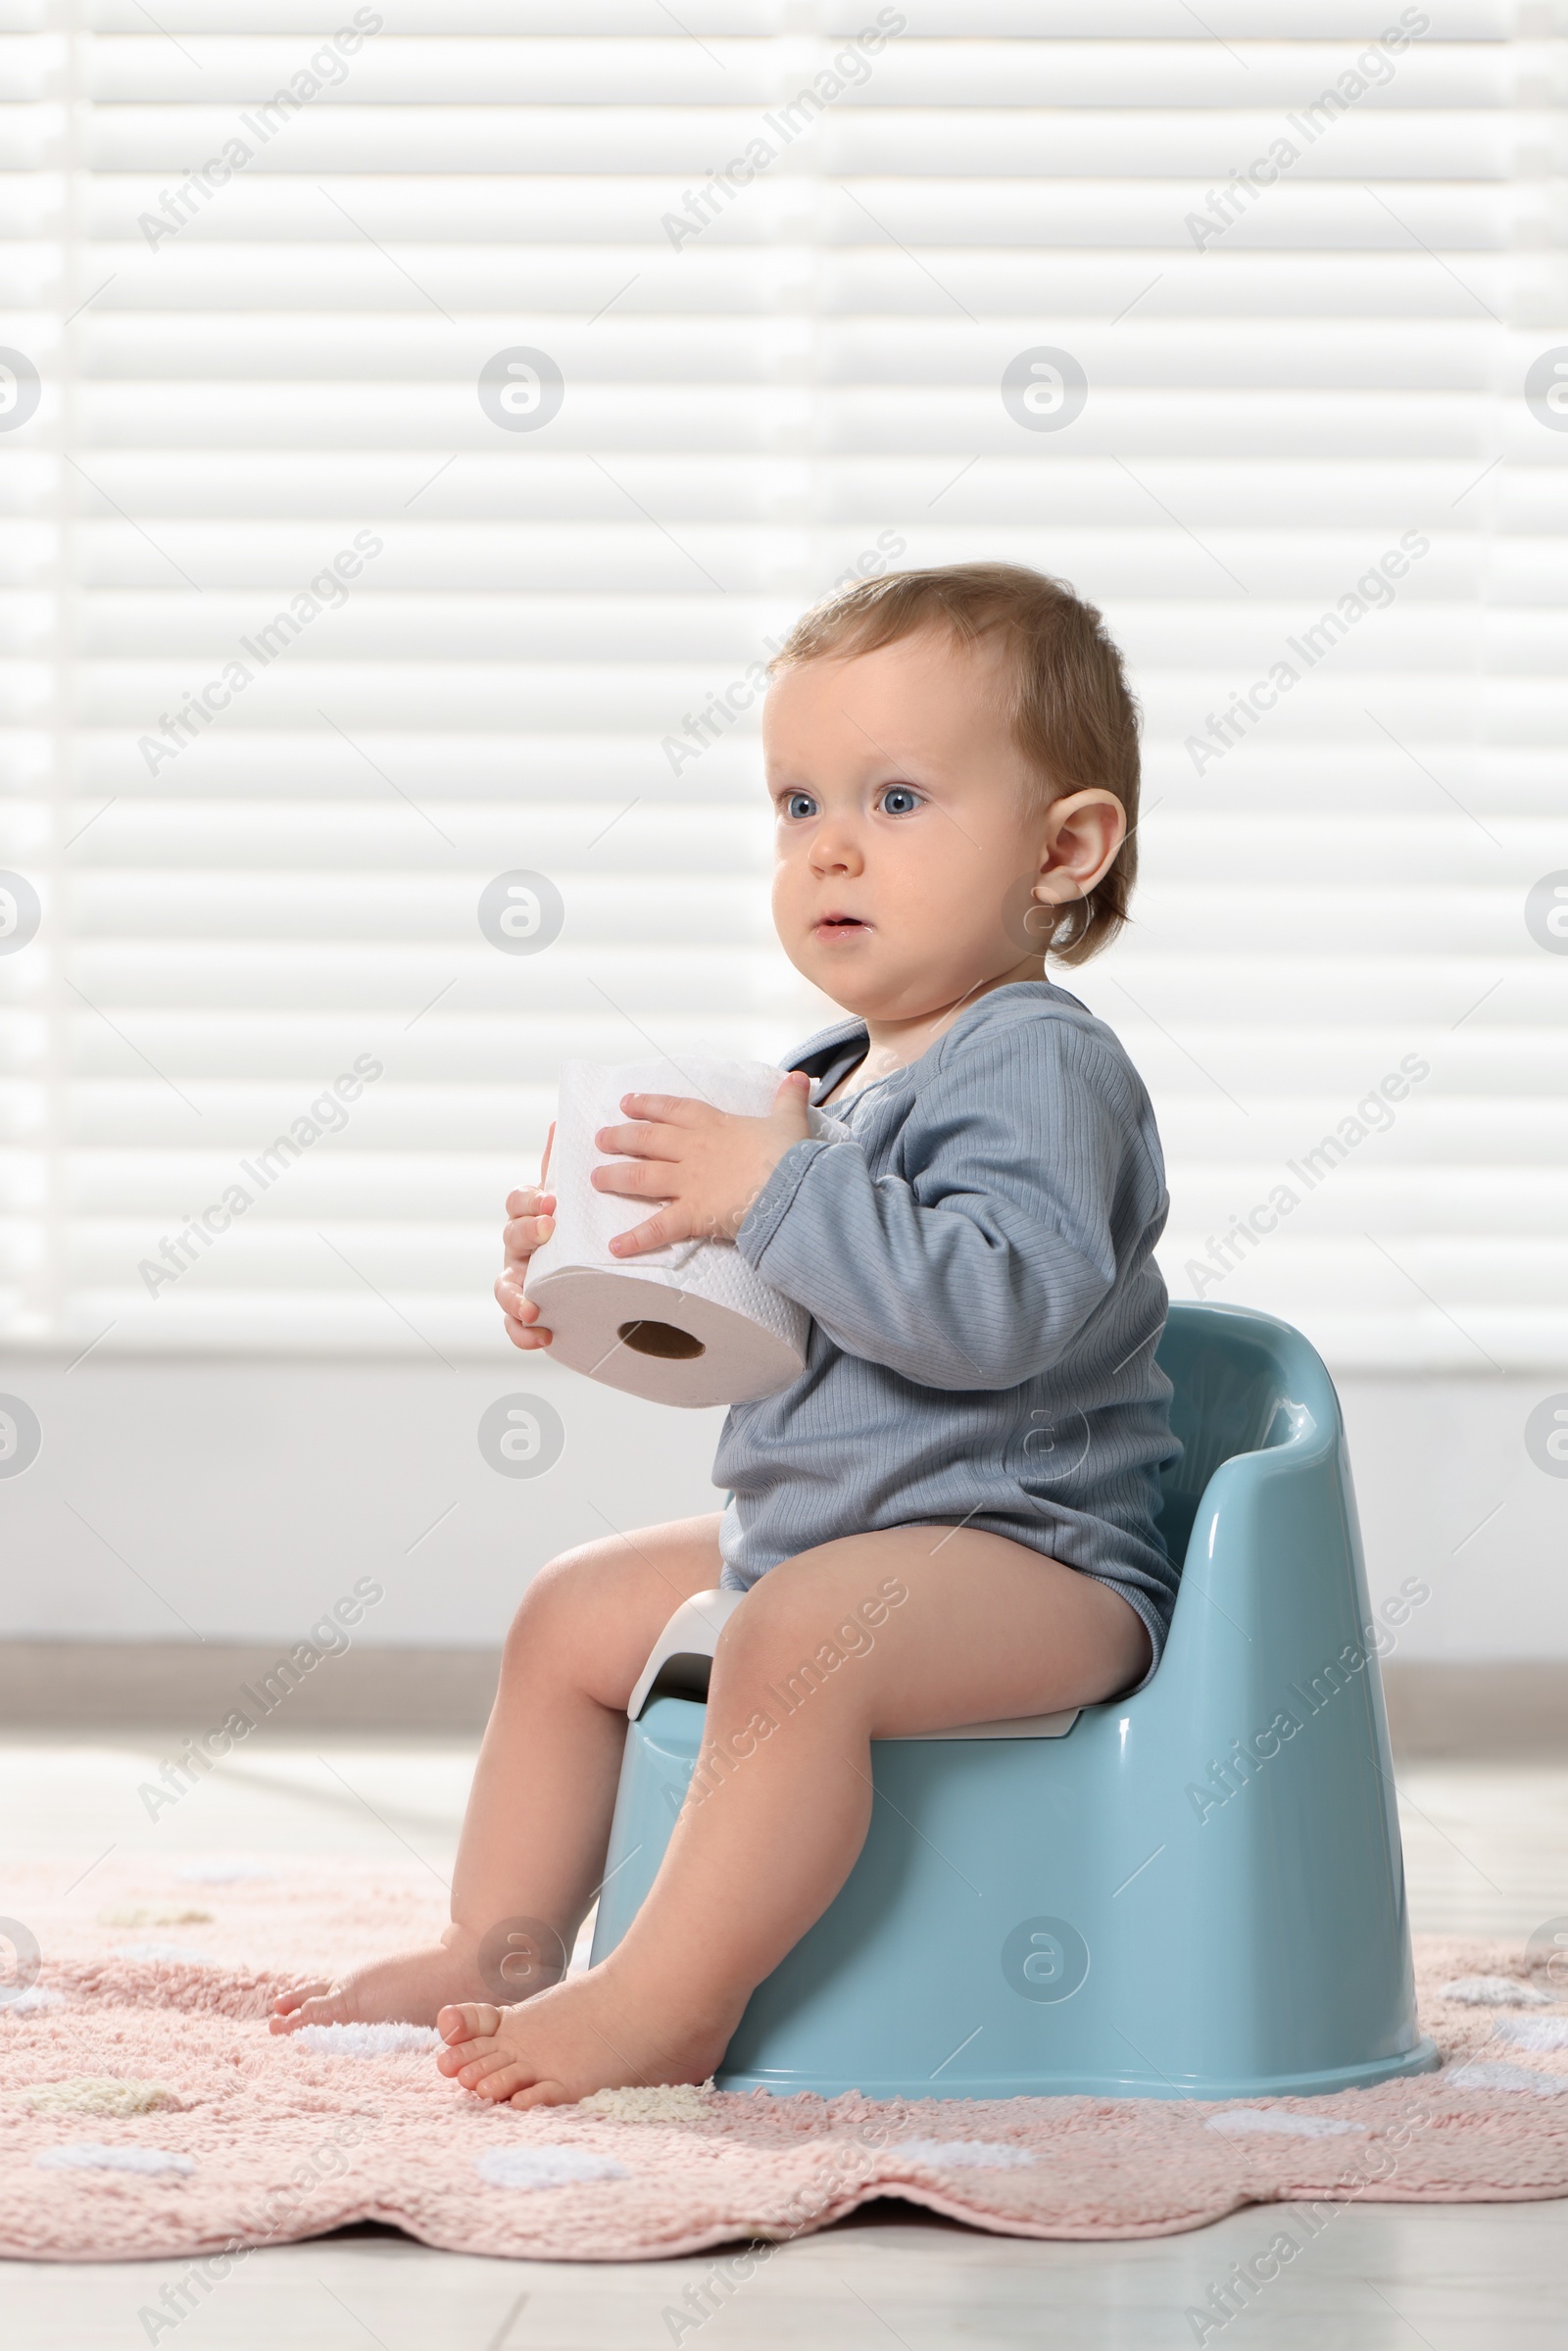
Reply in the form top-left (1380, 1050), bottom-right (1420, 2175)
top-left (2, 1854), bottom-right (1565, 2263)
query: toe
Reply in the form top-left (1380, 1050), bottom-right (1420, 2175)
top-left (269, 1979), bottom-right (330, 2027)
top-left (437, 2033), bottom-right (489, 2077)
top-left (472, 2061), bottom-right (534, 2102)
top-left (457, 2046), bottom-right (516, 2090)
top-left (269, 1984), bottom-right (340, 2034)
top-left (510, 2079), bottom-right (571, 2110)
top-left (438, 2000), bottom-right (501, 2044)
top-left (474, 2078), bottom-right (531, 2116)
top-left (294, 1988), bottom-right (355, 2030)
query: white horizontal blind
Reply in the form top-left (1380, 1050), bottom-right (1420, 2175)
top-left (0, 1), bottom-right (1564, 1369)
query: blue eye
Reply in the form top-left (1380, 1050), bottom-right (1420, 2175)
top-left (881, 785), bottom-right (920, 815)
top-left (785, 792), bottom-right (817, 820)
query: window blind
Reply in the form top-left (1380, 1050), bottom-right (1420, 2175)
top-left (1, 1), bottom-right (1563, 1370)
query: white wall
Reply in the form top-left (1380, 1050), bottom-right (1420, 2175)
top-left (0, 1357), bottom-right (726, 1652)
top-left (0, 1359), bottom-right (1563, 1660)
top-left (1337, 1376), bottom-right (1568, 1664)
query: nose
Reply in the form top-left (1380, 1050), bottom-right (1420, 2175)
top-left (808, 809), bottom-right (864, 878)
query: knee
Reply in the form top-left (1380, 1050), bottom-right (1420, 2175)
top-left (502, 1543), bottom-right (600, 1662)
top-left (711, 1553), bottom-right (885, 1707)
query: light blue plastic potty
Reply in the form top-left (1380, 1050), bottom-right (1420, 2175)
top-left (590, 1301), bottom-right (1438, 2100)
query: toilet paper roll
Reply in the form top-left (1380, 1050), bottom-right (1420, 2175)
top-left (523, 1056), bottom-right (830, 1408)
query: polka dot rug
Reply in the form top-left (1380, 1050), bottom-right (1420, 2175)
top-left (2, 1856), bottom-right (1564, 2262)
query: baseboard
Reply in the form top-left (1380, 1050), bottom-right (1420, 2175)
top-left (0, 1641), bottom-right (501, 1738)
top-left (1, 1643), bottom-right (1564, 1757)
top-left (1380, 1662), bottom-right (1568, 1760)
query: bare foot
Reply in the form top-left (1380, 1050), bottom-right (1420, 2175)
top-left (435, 1964), bottom-right (735, 2108)
top-left (270, 1941), bottom-right (490, 2035)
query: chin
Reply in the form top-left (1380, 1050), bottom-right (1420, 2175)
top-left (797, 973), bottom-right (867, 1018)
top-left (806, 971), bottom-right (897, 1021)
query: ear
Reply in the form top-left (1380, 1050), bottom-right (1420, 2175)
top-left (1030, 789), bottom-right (1127, 906)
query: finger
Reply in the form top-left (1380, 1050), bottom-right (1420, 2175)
top-left (494, 1275), bottom-right (540, 1322)
top-left (504, 1314), bottom-right (552, 1351)
top-left (503, 1214), bottom-right (553, 1254)
top-left (618, 1092), bottom-right (705, 1124)
top-left (540, 1120), bottom-right (555, 1184)
top-left (503, 1211), bottom-right (555, 1260)
top-left (609, 1208), bottom-right (686, 1257)
top-left (773, 1069), bottom-right (811, 1106)
top-left (505, 1188), bottom-right (555, 1220)
top-left (590, 1161), bottom-right (672, 1200)
top-left (593, 1120), bottom-right (682, 1161)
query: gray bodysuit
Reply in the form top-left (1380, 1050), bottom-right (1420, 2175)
top-left (713, 980), bottom-right (1182, 1682)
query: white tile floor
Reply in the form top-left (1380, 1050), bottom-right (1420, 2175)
top-left (3, 1738), bottom-right (1565, 2351)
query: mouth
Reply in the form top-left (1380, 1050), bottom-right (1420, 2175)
top-left (812, 912), bottom-right (871, 941)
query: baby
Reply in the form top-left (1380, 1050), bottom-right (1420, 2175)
top-left (271, 561), bottom-right (1179, 2107)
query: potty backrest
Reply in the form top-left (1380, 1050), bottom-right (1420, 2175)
top-left (1152, 1302), bottom-right (1308, 1571)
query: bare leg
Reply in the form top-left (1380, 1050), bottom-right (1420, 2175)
top-left (434, 1526), bottom-right (1151, 2103)
top-left (268, 1513), bottom-right (723, 2032)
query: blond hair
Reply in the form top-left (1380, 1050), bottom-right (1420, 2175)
top-left (769, 562), bottom-right (1141, 964)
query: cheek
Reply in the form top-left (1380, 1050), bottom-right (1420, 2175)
top-left (890, 831), bottom-right (992, 925)
top-left (771, 839), bottom-right (808, 904)
top-left (890, 843), bottom-right (953, 921)
top-left (771, 842), bottom-right (819, 936)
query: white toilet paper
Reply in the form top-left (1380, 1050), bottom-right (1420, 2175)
top-left (523, 1056), bottom-right (825, 1407)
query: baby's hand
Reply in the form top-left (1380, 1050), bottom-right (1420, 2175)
top-left (590, 1072), bottom-right (811, 1258)
top-left (496, 1124), bottom-right (555, 1350)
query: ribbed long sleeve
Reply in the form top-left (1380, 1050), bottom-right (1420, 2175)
top-left (736, 1020), bottom-right (1138, 1392)
top-left (712, 981), bottom-right (1183, 1684)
